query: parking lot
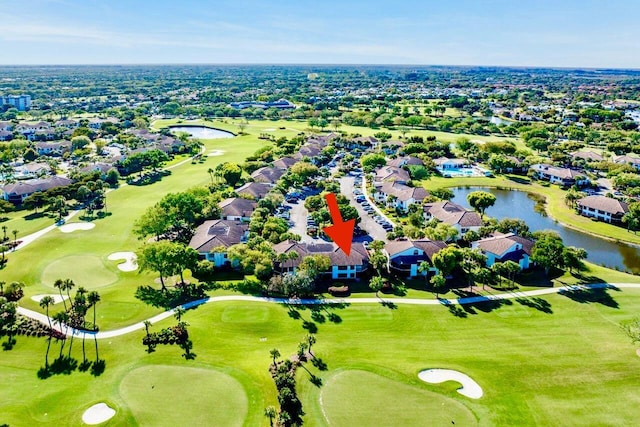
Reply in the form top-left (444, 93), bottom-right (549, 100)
top-left (340, 175), bottom-right (389, 241)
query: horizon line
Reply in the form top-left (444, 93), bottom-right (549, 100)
top-left (0, 62), bottom-right (639, 71)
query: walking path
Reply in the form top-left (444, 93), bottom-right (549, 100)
top-left (17, 282), bottom-right (640, 340)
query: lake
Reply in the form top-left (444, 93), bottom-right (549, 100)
top-left (451, 187), bottom-right (640, 273)
top-left (168, 125), bottom-right (234, 139)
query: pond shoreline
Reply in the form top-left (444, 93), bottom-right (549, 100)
top-left (168, 124), bottom-right (236, 138)
top-left (448, 184), bottom-right (640, 250)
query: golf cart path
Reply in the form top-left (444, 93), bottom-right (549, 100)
top-left (17, 282), bottom-right (640, 340)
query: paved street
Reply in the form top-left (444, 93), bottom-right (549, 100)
top-left (340, 175), bottom-right (389, 241)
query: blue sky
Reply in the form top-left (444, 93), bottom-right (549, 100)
top-left (1, 0), bottom-right (639, 67)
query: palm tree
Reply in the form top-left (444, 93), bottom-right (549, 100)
top-left (174, 307), bottom-right (185, 322)
top-left (269, 348), bottom-right (280, 367)
top-left (0, 281), bottom-right (4, 295)
top-left (62, 279), bottom-right (75, 306)
top-left (2, 225), bottom-right (7, 242)
top-left (39, 296), bottom-right (55, 332)
top-left (143, 320), bottom-right (152, 337)
top-left (306, 334), bottom-right (316, 357)
top-left (87, 291), bottom-right (100, 331)
top-left (53, 279), bottom-right (68, 311)
top-left (52, 311), bottom-right (69, 355)
top-left (418, 261), bottom-right (432, 287)
top-left (264, 406), bottom-right (277, 427)
top-left (11, 229), bottom-right (17, 251)
top-left (369, 275), bottom-right (385, 298)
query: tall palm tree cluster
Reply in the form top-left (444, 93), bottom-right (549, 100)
top-left (44, 279), bottom-right (101, 332)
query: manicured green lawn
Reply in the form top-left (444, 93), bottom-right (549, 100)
top-left (41, 255), bottom-right (118, 289)
top-left (2, 289), bottom-right (640, 426)
top-left (421, 174), bottom-right (640, 246)
top-left (319, 370), bottom-right (477, 426)
top-left (119, 365), bottom-right (248, 426)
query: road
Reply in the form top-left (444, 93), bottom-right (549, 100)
top-left (340, 175), bottom-right (388, 241)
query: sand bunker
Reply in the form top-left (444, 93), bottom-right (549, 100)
top-left (31, 294), bottom-right (68, 305)
top-left (108, 252), bottom-right (138, 272)
top-left (208, 150), bottom-right (225, 156)
top-left (418, 369), bottom-right (483, 399)
top-left (82, 403), bottom-right (116, 425)
top-left (59, 222), bottom-right (95, 233)
top-left (264, 128), bottom-right (276, 131)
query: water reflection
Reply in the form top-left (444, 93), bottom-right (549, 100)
top-left (452, 187), bottom-right (640, 273)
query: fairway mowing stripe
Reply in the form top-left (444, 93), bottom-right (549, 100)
top-left (16, 283), bottom-right (640, 340)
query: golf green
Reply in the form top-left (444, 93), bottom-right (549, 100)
top-left (320, 370), bottom-right (477, 426)
top-left (41, 255), bottom-right (118, 289)
top-left (119, 365), bottom-right (248, 426)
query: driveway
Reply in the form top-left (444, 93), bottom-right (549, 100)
top-left (340, 175), bottom-right (389, 241)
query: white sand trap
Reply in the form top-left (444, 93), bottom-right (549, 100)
top-left (108, 252), bottom-right (138, 272)
top-left (208, 150), bottom-right (225, 156)
top-left (82, 403), bottom-right (116, 425)
top-left (31, 294), bottom-right (68, 305)
top-left (59, 222), bottom-right (96, 233)
top-left (418, 369), bottom-right (483, 399)
top-left (264, 128), bottom-right (276, 131)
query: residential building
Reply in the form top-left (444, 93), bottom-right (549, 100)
top-left (373, 181), bottom-right (429, 212)
top-left (0, 95), bottom-right (31, 111)
top-left (569, 150), bottom-right (604, 163)
top-left (387, 156), bottom-right (424, 168)
top-left (576, 195), bottom-right (629, 223)
top-left (0, 176), bottom-right (73, 204)
top-left (273, 157), bottom-right (297, 170)
top-left (218, 197), bottom-right (257, 222)
top-left (272, 240), bottom-right (370, 280)
top-left (251, 167), bottom-right (284, 184)
top-left (433, 157), bottom-right (468, 170)
top-left (612, 155), bottom-right (640, 171)
top-left (235, 182), bottom-right (272, 199)
top-left (471, 233), bottom-right (534, 270)
top-left (423, 201), bottom-right (483, 236)
top-left (530, 164), bottom-right (589, 187)
top-left (385, 239), bottom-right (448, 278)
top-left (36, 140), bottom-right (72, 156)
top-left (375, 166), bottom-right (410, 184)
top-left (188, 220), bottom-right (249, 267)
top-left (0, 121), bottom-right (13, 131)
top-left (0, 130), bottom-right (12, 141)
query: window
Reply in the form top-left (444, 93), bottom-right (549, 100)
top-left (413, 250), bottom-right (419, 256)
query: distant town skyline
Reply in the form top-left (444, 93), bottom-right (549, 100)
top-left (1, 0), bottom-right (639, 68)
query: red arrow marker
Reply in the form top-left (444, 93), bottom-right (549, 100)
top-left (323, 192), bottom-right (355, 256)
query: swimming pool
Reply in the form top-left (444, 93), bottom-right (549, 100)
top-left (438, 167), bottom-right (475, 177)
